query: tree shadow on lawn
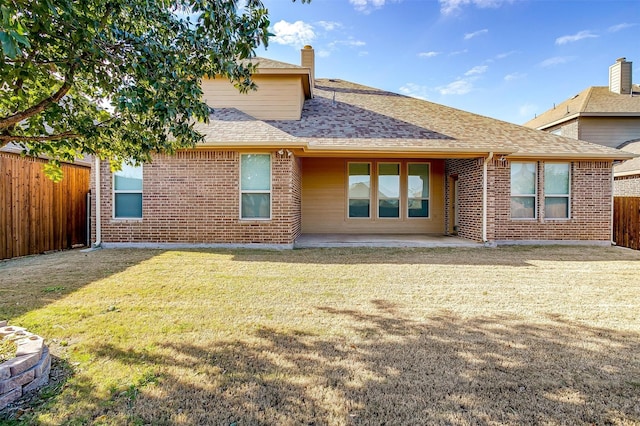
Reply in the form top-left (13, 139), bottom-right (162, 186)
top-left (226, 245), bottom-right (640, 267)
top-left (0, 249), bottom-right (163, 320)
top-left (68, 302), bottom-right (640, 425)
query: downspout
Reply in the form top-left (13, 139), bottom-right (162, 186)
top-left (610, 165), bottom-right (615, 245)
top-left (482, 152), bottom-right (494, 244)
top-left (94, 156), bottom-right (102, 247)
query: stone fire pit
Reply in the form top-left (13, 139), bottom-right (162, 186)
top-left (0, 321), bottom-right (51, 410)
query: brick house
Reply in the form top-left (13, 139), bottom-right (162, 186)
top-left (525, 57), bottom-right (640, 196)
top-left (91, 47), bottom-right (632, 248)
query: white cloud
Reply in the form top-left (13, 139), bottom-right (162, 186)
top-left (349, 0), bottom-right (398, 13)
top-left (608, 22), bottom-right (637, 32)
top-left (518, 103), bottom-right (537, 118)
top-left (539, 56), bottom-right (574, 68)
top-left (418, 51), bottom-right (441, 58)
top-left (271, 20), bottom-right (316, 47)
top-left (555, 30), bottom-right (598, 45)
top-left (399, 83), bottom-right (429, 100)
top-left (316, 21), bottom-right (342, 31)
top-left (320, 38), bottom-right (367, 58)
top-left (504, 72), bottom-right (526, 81)
top-left (440, 0), bottom-right (512, 16)
top-left (328, 38), bottom-right (367, 49)
top-left (347, 40), bottom-right (366, 47)
top-left (438, 79), bottom-right (473, 95)
top-left (449, 49), bottom-right (468, 56)
top-left (465, 65), bottom-right (488, 76)
top-left (464, 29), bottom-right (488, 40)
top-left (495, 50), bottom-right (517, 60)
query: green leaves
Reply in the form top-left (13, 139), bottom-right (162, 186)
top-left (0, 5), bottom-right (31, 61)
top-left (0, 0), bottom-right (310, 179)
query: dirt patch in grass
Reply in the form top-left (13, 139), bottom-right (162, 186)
top-left (1, 246), bottom-right (639, 424)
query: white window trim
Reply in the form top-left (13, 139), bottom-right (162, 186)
top-left (347, 161), bottom-right (372, 219)
top-left (239, 153), bottom-right (272, 221)
top-left (544, 162), bottom-right (571, 220)
top-left (112, 165), bottom-right (143, 220)
top-left (407, 162), bottom-right (431, 220)
top-left (377, 162), bottom-right (401, 220)
top-left (510, 161), bottom-right (538, 220)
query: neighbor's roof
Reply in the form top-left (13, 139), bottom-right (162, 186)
top-left (525, 85), bottom-right (640, 130)
top-left (0, 143), bottom-right (93, 166)
top-left (614, 139), bottom-right (640, 176)
top-left (194, 78), bottom-right (633, 160)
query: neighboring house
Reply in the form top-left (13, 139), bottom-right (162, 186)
top-left (614, 139), bottom-right (640, 193)
top-left (524, 57), bottom-right (640, 195)
top-left (91, 46), bottom-right (632, 248)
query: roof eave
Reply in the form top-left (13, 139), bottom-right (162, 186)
top-left (535, 111), bottom-right (640, 129)
top-left (533, 113), bottom-right (580, 130)
top-left (614, 170), bottom-right (640, 177)
top-left (511, 152), bottom-right (635, 161)
top-left (579, 112), bottom-right (640, 117)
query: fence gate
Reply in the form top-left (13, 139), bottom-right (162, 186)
top-left (613, 197), bottom-right (640, 250)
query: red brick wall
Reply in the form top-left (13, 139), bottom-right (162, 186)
top-left (493, 160), bottom-right (612, 242)
top-left (445, 158), bottom-right (613, 243)
top-left (90, 152), bottom-right (612, 246)
top-left (91, 150), bottom-right (301, 246)
top-left (614, 175), bottom-right (640, 196)
top-left (445, 159), bottom-right (484, 241)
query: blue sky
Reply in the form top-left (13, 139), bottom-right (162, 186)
top-left (255, 0), bottom-right (640, 125)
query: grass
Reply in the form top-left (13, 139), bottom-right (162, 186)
top-left (1, 246), bottom-right (640, 425)
top-left (0, 338), bottom-right (16, 363)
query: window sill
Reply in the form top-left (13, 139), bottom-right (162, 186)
top-left (239, 218), bottom-right (272, 223)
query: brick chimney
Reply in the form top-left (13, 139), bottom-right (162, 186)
top-left (301, 45), bottom-right (315, 89)
top-left (609, 57), bottom-right (632, 94)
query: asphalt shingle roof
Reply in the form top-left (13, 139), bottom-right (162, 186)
top-left (195, 78), bottom-right (633, 160)
top-left (614, 139), bottom-right (640, 175)
top-left (524, 85), bottom-right (640, 129)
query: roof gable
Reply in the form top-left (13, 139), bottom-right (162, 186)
top-left (525, 85), bottom-right (640, 130)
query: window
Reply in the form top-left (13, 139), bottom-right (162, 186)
top-left (348, 163), bottom-right (371, 218)
top-left (511, 162), bottom-right (537, 219)
top-left (544, 163), bottom-right (570, 219)
top-left (378, 163), bottom-right (400, 218)
top-left (113, 164), bottom-right (143, 218)
top-left (346, 161), bottom-right (430, 220)
top-left (408, 163), bottom-right (429, 218)
top-left (240, 154), bottom-right (271, 219)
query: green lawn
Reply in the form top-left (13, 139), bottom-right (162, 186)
top-left (1, 246), bottom-right (639, 425)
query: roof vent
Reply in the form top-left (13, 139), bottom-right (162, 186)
top-left (609, 57), bottom-right (632, 94)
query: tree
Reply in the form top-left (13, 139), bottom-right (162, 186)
top-left (0, 0), bottom-right (306, 180)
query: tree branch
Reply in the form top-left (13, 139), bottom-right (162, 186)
top-left (0, 131), bottom-right (80, 142)
top-left (0, 63), bottom-right (77, 130)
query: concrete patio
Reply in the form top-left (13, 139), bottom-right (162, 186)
top-left (294, 233), bottom-right (484, 248)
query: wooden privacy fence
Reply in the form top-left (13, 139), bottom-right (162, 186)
top-left (613, 196), bottom-right (640, 250)
top-left (0, 152), bottom-right (91, 260)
